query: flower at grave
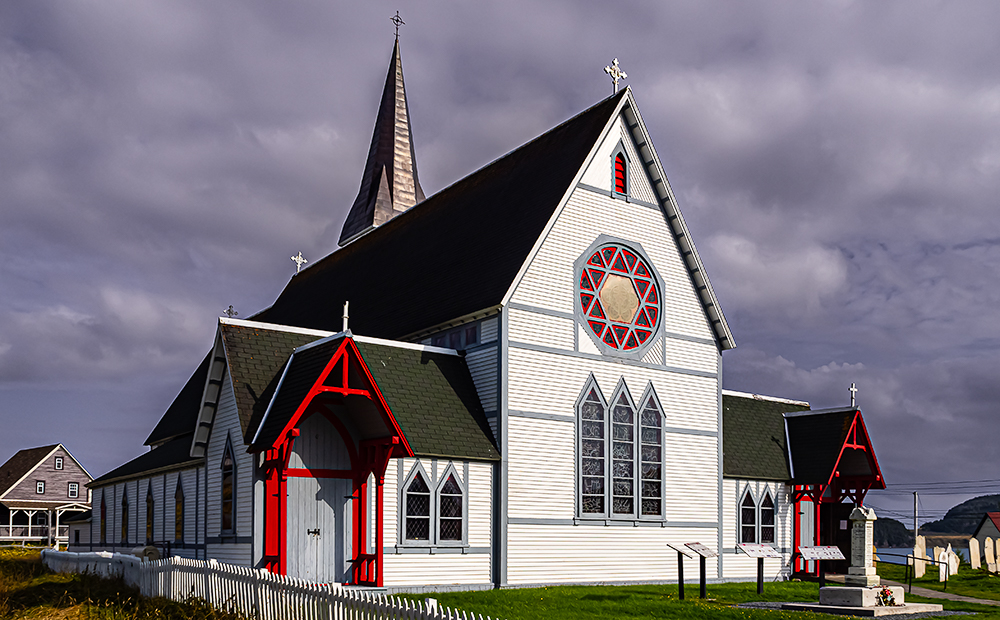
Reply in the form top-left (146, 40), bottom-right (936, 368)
top-left (875, 586), bottom-right (896, 607)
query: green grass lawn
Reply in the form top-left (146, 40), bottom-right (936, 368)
top-left (0, 547), bottom-right (239, 620)
top-left (407, 569), bottom-right (1000, 620)
top-left (878, 560), bottom-right (1000, 603)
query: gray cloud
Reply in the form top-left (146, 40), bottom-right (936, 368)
top-left (2, 0), bottom-right (997, 516)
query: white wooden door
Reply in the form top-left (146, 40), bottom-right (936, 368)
top-left (287, 476), bottom-right (352, 583)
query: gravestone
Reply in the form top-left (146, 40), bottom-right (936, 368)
top-left (986, 537), bottom-right (996, 572)
top-left (947, 544), bottom-right (959, 575)
top-left (938, 549), bottom-right (948, 582)
top-left (970, 537), bottom-right (981, 570)
top-left (914, 536), bottom-right (926, 578)
top-left (844, 505), bottom-right (879, 587)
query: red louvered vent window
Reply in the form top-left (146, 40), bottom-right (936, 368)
top-left (614, 153), bottom-right (627, 194)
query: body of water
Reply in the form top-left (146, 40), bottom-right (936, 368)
top-left (877, 547), bottom-right (971, 565)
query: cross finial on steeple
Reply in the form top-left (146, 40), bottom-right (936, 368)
top-left (604, 58), bottom-right (627, 94)
top-left (225, 305), bottom-right (238, 318)
top-left (291, 251), bottom-right (308, 273)
top-left (391, 11), bottom-right (404, 39)
top-left (850, 382), bottom-right (858, 407)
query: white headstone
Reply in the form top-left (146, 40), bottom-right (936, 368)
top-left (938, 549), bottom-right (948, 582)
top-left (914, 536), bottom-right (926, 578)
top-left (970, 538), bottom-right (981, 570)
top-left (947, 544), bottom-right (959, 575)
top-left (986, 537), bottom-right (996, 570)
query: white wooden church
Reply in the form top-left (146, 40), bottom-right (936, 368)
top-left (85, 38), bottom-right (886, 590)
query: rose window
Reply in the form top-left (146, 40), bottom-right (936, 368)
top-left (578, 243), bottom-right (661, 352)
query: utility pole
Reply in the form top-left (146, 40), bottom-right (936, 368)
top-left (913, 491), bottom-right (919, 543)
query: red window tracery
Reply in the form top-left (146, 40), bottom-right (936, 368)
top-left (578, 243), bottom-right (661, 352)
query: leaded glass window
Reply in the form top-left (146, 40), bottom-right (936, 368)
top-left (100, 492), bottom-right (106, 545)
top-left (438, 474), bottom-right (463, 541)
top-left (740, 491), bottom-right (756, 543)
top-left (611, 392), bottom-right (635, 516)
top-left (404, 472), bottom-right (430, 541)
top-left (579, 386), bottom-right (606, 515)
top-left (145, 483), bottom-right (154, 544)
top-left (174, 481), bottom-right (184, 542)
top-left (221, 439), bottom-right (235, 533)
top-left (639, 394), bottom-right (663, 516)
top-left (121, 490), bottom-right (129, 544)
top-left (760, 492), bottom-right (775, 544)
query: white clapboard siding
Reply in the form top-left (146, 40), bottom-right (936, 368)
top-left (507, 307), bottom-right (574, 351)
top-left (507, 524), bottom-right (718, 585)
top-left (480, 317), bottom-right (499, 343)
top-left (511, 148), bottom-right (716, 342)
top-left (382, 553), bottom-right (492, 587)
top-left (287, 411), bottom-right (351, 470)
top-left (466, 462), bottom-right (492, 548)
top-left (507, 347), bottom-right (718, 433)
top-left (641, 337), bottom-right (665, 365)
top-left (663, 434), bottom-right (719, 523)
top-left (721, 478), bottom-right (793, 580)
top-left (663, 338), bottom-right (719, 375)
top-left (204, 372), bottom-right (254, 557)
top-left (617, 122), bottom-right (660, 205)
top-left (507, 417), bottom-right (575, 518)
top-left (578, 117), bottom-right (658, 207)
top-left (465, 346), bottom-right (498, 414)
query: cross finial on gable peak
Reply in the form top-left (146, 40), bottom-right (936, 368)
top-left (390, 11), bottom-right (404, 39)
top-left (604, 58), bottom-right (627, 94)
top-left (850, 382), bottom-right (858, 407)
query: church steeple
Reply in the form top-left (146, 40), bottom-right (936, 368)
top-left (339, 37), bottom-right (425, 246)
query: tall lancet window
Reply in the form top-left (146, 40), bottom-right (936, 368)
top-left (121, 489), bottom-right (129, 545)
top-left (100, 492), bottom-right (106, 545)
top-left (437, 466), bottom-right (465, 542)
top-left (145, 483), bottom-right (154, 544)
top-left (638, 388), bottom-right (664, 517)
top-left (740, 489), bottom-right (757, 543)
top-left (760, 491), bottom-right (775, 544)
top-left (402, 464), bottom-right (431, 541)
top-left (578, 379), bottom-right (607, 515)
top-left (221, 437), bottom-right (235, 533)
top-left (610, 386), bottom-right (637, 516)
top-left (174, 479), bottom-right (185, 543)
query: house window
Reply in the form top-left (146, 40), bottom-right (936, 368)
top-left (638, 390), bottom-right (663, 516)
top-left (145, 483), bottom-right (154, 544)
top-left (403, 469), bottom-right (431, 541)
top-left (221, 438), bottom-right (235, 533)
top-left (465, 325), bottom-right (478, 347)
top-left (437, 466), bottom-right (466, 543)
top-left (760, 491), bottom-right (775, 544)
top-left (578, 382), bottom-right (607, 515)
top-left (68, 482), bottom-right (79, 499)
top-left (121, 490), bottom-right (129, 544)
top-left (55, 457), bottom-right (64, 470)
top-left (100, 492), bottom-right (107, 545)
top-left (174, 480), bottom-right (185, 542)
top-left (74, 529), bottom-right (80, 544)
top-left (614, 151), bottom-right (628, 194)
top-left (740, 490), bottom-right (756, 543)
top-left (36, 481), bottom-right (45, 494)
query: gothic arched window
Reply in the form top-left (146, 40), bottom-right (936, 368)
top-left (221, 437), bottom-right (235, 533)
top-left (145, 483), bottom-right (154, 544)
top-left (614, 151), bottom-right (628, 194)
top-left (638, 387), bottom-right (664, 517)
top-left (100, 492), bottom-right (106, 545)
top-left (609, 385), bottom-right (637, 517)
top-left (402, 464), bottom-right (431, 541)
top-left (578, 379), bottom-right (607, 516)
top-left (760, 491), bottom-right (775, 544)
top-left (437, 465), bottom-right (466, 543)
top-left (120, 489), bottom-right (129, 545)
top-left (740, 489), bottom-right (756, 543)
top-left (174, 479), bottom-right (185, 543)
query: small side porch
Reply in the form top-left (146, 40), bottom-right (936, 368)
top-left (0, 502), bottom-right (90, 548)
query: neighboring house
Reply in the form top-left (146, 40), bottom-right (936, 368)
top-left (85, 37), bottom-right (887, 590)
top-left (973, 512), bottom-right (1000, 563)
top-left (65, 510), bottom-right (92, 550)
top-left (0, 444), bottom-right (92, 546)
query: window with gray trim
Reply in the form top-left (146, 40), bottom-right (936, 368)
top-left (221, 436), bottom-right (235, 533)
top-left (578, 377), bottom-right (666, 520)
top-left (760, 491), bottom-right (775, 543)
top-left (740, 488), bottom-right (756, 543)
top-left (400, 461), bottom-right (468, 545)
top-left (612, 143), bottom-right (629, 195)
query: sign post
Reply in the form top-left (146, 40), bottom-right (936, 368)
top-left (685, 542), bottom-right (719, 599)
top-left (737, 543), bottom-right (782, 595)
top-left (667, 544), bottom-right (695, 600)
top-left (798, 546), bottom-right (846, 590)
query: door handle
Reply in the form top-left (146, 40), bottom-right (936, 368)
top-left (307, 529), bottom-right (320, 536)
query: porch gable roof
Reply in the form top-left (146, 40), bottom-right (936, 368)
top-left (783, 407), bottom-right (886, 489)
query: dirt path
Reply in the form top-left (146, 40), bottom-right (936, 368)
top-left (880, 579), bottom-right (1000, 607)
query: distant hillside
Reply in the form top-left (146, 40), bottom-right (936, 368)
top-left (921, 494), bottom-right (1000, 534)
top-left (875, 517), bottom-right (914, 547)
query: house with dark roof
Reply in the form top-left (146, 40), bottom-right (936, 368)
top-left (0, 444), bottom-right (91, 547)
top-left (973, 513), bottom-right (1000, 564)
top-left (85, 35), bottom-right (887, 589)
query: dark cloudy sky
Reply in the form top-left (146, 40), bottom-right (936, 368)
top-left (3, 1), bottom-right (998, 525)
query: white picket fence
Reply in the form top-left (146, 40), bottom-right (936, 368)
top-left (41, 550), bottom-right (500, 620)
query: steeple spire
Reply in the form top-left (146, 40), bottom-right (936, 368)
top-left (339, 37), bottom-right (425, 246)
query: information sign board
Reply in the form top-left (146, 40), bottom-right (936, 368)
top-left (685, 542), bottom-right (718, 558)
top-left (666, 543), bottom-right (695, 558)
top-left (798, 545), bottom-right (845, 561)
top-left (737, 543), bottom-right (782, 559)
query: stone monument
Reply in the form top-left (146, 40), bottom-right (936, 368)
top-left (845, 505), bottom-right (880, 587)
top-left (970, 537), bottom-right (981, 570)
top-left (986, 536), bottom-right (995, 572)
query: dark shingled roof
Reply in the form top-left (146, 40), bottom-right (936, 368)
top-left (63, 509), bottom-right (91, 523)
top-left (220, 323), bottom-right (322, 443)
top-left (145, 353), bottom-right (211, 446)
top-left (89, 434), bottom-right (201, 487)
top-left (785, 407), bottom-right (859, 485)
top-left (250, 334), bottom-right (498, 461)
top-left (0, 445), bottom-right (57, 497)
top-left (254, 91), bottom-right (627, 339)
top-left (722, 394), bottom-right (808, 481)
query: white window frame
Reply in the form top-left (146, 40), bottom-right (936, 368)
top-left (608, 378), bottom-right (640, 519)
top-left (36, 480), bottom-right (45, 494)
top-left (759, 489), bottom-right (776, 545)
top-left (612, 142), bottom-right (630, 196)
top-left (68, 482), bottom-right (79, 499)
top-left (55, 457), bottom-right (64, 470)
top-left (739, 487), bottom-right (757, 543)
top-left (399, 461), bottom-right (469, 547)
top-left (636, 383), bottom-right (665, 520)
top-left (399, 462), bottom-right (433, 546)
